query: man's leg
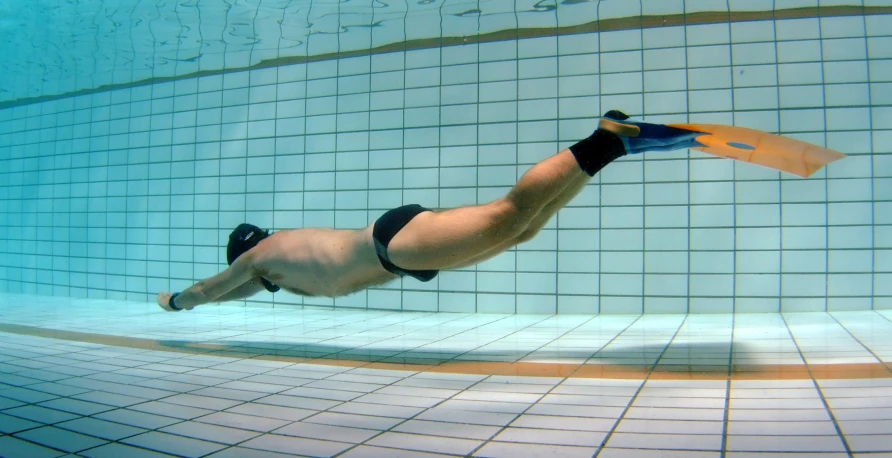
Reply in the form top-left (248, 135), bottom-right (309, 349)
top-left (384, 110), bottom-right (706, 272)
top-left (386, 127), bottom-right (625, 271)
top-left (446, 166), bottom-right (590, 269)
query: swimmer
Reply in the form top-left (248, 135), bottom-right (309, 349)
top-left (157, 110), bottom-right (840, 311)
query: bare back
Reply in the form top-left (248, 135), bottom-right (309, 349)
top-left (250, 225), bottom-right (397, 297)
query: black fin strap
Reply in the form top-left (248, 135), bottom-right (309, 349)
top-left (569, 129), bottom-right (627, 177)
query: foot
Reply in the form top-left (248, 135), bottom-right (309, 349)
top-left (597, 110), bottom-right (704, 154)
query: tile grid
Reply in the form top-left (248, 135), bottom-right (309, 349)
top-left (0, 7), bottom-right (891, 313)
top-left (1, 304), bottom-right (892, 455)
top-left (3, 312), bottom-right (540, 454)
top-left (469, 313), bottom-right (642, 456)
top-left (780, 312), bottom-right (854, 456)
top-left (341, 307), bottom-right (591, 456)
top-left (590, 315), bottom-right (685, 457)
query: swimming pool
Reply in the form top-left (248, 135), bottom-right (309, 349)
top-left (0, 0), bottom-right (889, 314)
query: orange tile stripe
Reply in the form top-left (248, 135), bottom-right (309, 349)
top-left (2, 5), bottom-right (890, 109)
top-left (1, 323), bottom-right (890, 380)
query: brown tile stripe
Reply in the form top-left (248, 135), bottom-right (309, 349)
top-left (2, 5), bottom-right (890, 110)
top-left (1, 322), bottom-right (890, 380)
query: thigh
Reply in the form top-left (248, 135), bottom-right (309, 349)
top-left (385, 199), bottom-right (521, 271)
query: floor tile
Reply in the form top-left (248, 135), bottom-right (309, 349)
top-left (339, 445), bottom-right (451, 457)
top-left (0, 395), bottom-right (26, 410)
top-left (1, 405), bottom-right (79, 424)
top-left (241, 433), bottom-right (354, 456)
top-left (0, 412), bottom-right (43, 434)
top-left (37, 398), bottom-right (115, 416)
top-left (78, 442), bottom-right (179, 458)
top-left (15, 426), bottom-right (108, 453)
top-left (846, 435), bottom-right (892, 453)
top-left (305, 411), bottom-right (403, 430)
top-left (204, 447), bottom-right (306, 458)
top-left (607, 432), bottom-right (723, 452)
top-left (724, 453), bottom-right (847, 458)
top-left (93, 409), bottom-right (182, 430)
top-left (122, 431), bottom-right (229, 458)
top-left (832, 407), bottom-right (892, 421)
top-left (438, 399), bottom-right (531, 414)
top-left (727, 420), bottom-right (838, 435)
top-left (194, 411), bottom-right (292, 432)
top-left (621, 406), bottom-right (724, 421)
top-left (615, 419), bottom-right (723, 435)
top-left (274, 421), bottom-right (380, 443)
top-left (598, 449), bottom-right (719, 458)
top-left (724, 435), bottom-right (847, 452)
top-left (494, 427), bottom-right (607, 446)
top-left (56, 417), bottom-right (146, 441)
top-left (393, 419), bottom-right (500, 440)
top-left (190, 387), bottom-right (268, 402)
top-left (216, 380), bottom-right (293, 394)
top-left (0, 435), bottom-right (66, 458)
top-left (225, 402), bottom-right (316, 421)
top-left (254, 393), bottom-right (340, 410)
top-left (280, 386), bottom-right (364, 401)
top-left (728, 409), bottom-right (831, 422)
top-left (353, 393), bottom-right (442, 408)
top-left (416, 408), bottom-right (518, 426)
top-left (838, 419), bottom-right (892, 435)
top-left (0, 387), bottom-right (59, 404)
top-left (367, 431), bottom-right (483, 455)
top-left (329, 401), bottom-right (423, 419)
top-left (128, 401), bottom-right (215, 420)
top-left (70, 390), bottom-right (151, 407)
top-left (161, 420), bottom-right (262, 445)
top-left (473, 441), bottom-right (595, 458)
top-left (162, 394), bottom-right (243, 411)
top-left (26, 382), bottom-right (92, 397)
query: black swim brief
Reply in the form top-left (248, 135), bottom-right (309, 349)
top-left (373, 204), bottom-right (439, 282)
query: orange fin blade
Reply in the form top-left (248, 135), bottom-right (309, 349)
top-left (668, 123), bottom-right (846, 178)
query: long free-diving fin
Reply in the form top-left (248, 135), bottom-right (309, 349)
top-left (667, 123), bottom-right (846, 178)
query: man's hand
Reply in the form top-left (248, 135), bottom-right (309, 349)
top-left (157, 292), bottom-right (187, 312)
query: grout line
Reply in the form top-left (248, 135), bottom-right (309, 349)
top-left (328, 314), bottom-right (585, 456)
top-left (818, 4), bottom-right (831, 315)
top-left (592, 314), bottom-right (690, 457)
top-left (781, 312), bottom-right (855, 458)
top-left (721, 313), bottom-right (736, 458)
top-left (3, 313), bottom-right (480, 455)
top-left (465, 314), bottom-right (645, 457)
top-left (827, 311), bottom-right (892, 373)
top-left (874, 309), bottom-right (892, 326)
top-left (862, 1), bottom-right (878, 312)
top-left (342, 315), bottom-right (604, 457)
top-left (682, 0), bottom-right (693, 316)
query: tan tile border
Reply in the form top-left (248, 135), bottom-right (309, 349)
top-left (2, 322), bottom-right (890, 380)
top-left (2, 5), bottom-right (889, 109)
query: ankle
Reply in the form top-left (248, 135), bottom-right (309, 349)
top-left (569, 129), bottom-right (627, 176)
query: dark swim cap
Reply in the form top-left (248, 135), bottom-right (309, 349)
top-left (227, 223), bottom-right (280, 293)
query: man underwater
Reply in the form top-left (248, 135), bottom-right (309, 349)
top-left (157, 111), bottom-right (840, 311)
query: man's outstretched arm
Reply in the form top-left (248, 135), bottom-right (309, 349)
top-left (212, 279), bottom-right (265, 303)
top-left (157, 254), bottom-right (257, 311)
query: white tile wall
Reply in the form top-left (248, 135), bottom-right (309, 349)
top-left (0, 4), bottom-right (889, 314)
